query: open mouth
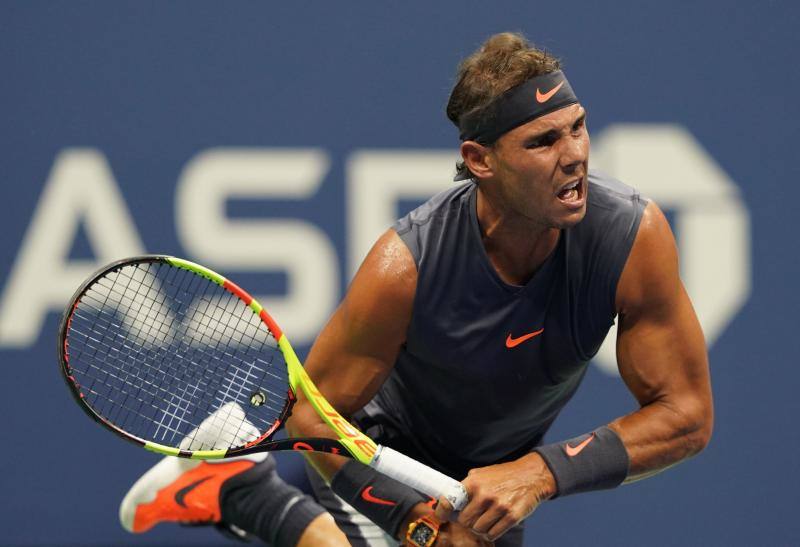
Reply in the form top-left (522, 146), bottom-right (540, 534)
top-left (556, 177), bottom-right (584, 205)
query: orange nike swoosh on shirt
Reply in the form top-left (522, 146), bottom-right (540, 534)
top-left (361, 486), bottom-right (397, 506)
top-left (565, 434), bottom-right (595, 457)
top-left (535, 81), bottom-right (564, 103)
top-left (505, 328), bottom-right (544, 348)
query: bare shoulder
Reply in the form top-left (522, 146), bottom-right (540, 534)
top-left (615, 201), bottom-right (680, 317)
top-left (331, 229), bottom-right (418, 345)
top-left (348, 229), bottom-right (417, 305)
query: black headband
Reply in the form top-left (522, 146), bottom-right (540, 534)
top-left (457, 70), bottom-right (579, 145)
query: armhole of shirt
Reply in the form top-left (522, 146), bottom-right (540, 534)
top-left (575, 192), bottom-right (648, 360)
top-left (606, 193), bottom-right (648, 317)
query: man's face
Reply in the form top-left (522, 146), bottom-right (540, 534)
top-left (486, 103), bottom-right (589, 229)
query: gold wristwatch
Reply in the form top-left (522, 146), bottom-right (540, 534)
top-left (406, 514), bottom-right (440, 547)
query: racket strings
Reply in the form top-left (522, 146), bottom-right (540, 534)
top-left (71, 290), bottom-right (286, 438)
top-left (71, 264), bottom-right (176, 432)
top-left (73, 266), bottom-right (227, 435)
top-left (70, 266), bottom-right (219, 441)
top-left (66, 261), bottom-right (290, 451)
top-left (72, 287), bottom-right (281, 410)
top-left (76, 266), bottom-right (290, 412)
top-left (73, 265), bottom-right (285, 447)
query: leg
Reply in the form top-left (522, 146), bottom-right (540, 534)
top-left (120, 402), bottom-right (348, 546)
top-left (121, 454), bottom-right (348, 546)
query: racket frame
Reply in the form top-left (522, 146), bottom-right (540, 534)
top-left (58, 254), bottom-right (374, 462)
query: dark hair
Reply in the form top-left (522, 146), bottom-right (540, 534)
top-left (447, 32), bottom-right (561, 180)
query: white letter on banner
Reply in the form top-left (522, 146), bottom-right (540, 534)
top-left (175, 148), bottom-right (337, 345)
top-left (590, 124), bottom-right (751, 375)
top-left (347, 150), bottom-right (459, 280)
top-left (0, 149), bottom-right (145, 348)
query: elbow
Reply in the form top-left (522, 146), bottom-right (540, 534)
top-left (657, 391), bottom-right (713, 458)
top-left (681, 396), bottom-right (714, 457)
top-left (689, 413), bottom-right (713, 456)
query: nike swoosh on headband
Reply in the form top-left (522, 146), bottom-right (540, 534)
top-left (535, 80), bottom-right (565, 103)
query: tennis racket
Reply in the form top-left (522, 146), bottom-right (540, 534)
top-left (58, 255), bottom-right (467, 509)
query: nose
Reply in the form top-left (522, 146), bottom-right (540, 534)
top-left (559, 133), bottom-right (588, 174)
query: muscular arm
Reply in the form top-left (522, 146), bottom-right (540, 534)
top-left (453, 201), bottom-right (713, 542)
top-left (285, 228), bottom-right (417, 479)
top-left (286, 230), bottom-right (490, 545)
top-left (609, 201), bottom-right (713, 479)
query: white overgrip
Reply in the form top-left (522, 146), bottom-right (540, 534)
top-left (369, 445), bottom-right (468, 511)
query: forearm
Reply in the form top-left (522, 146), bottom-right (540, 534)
top-left (609, 394), bottom-right (713, 482)
top-left (285, 398), bottom-right (350, 481)
top-left (608, 200), bottom-right (714, 483)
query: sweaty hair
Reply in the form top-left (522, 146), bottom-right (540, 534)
top-left (447, 32), bottom-right (561, 180)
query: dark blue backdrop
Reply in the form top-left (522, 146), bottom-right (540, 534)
top-left (1, 2), bottom-right (798, 546)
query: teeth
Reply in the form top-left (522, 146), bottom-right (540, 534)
top-left (562, 180), bottom-right (579, 191)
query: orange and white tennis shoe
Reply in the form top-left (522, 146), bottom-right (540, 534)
top-left (119, 402), bottom-right (266, 533)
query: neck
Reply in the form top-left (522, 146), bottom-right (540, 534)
top-left (476, 185), bottom-right (559, 286)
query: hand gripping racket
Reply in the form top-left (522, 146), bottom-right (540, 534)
top-left (58, 255), bottom-right (467, 510)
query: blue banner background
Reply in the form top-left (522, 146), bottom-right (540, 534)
top-left (1, 2), bottom-right (797, 545)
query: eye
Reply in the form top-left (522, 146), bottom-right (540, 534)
top-left (526, 133), bottom-right (558, 149)
top-left (572, 116), bottom-right (586, 132)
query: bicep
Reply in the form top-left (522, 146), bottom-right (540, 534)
top-left (615, 202), bottom-right (710, 410)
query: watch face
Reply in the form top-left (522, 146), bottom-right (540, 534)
top-left (411, 523), bottom-right (435, 544)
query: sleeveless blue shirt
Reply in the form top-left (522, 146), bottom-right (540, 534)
top-left (358, 170), bottom-right (647, 479)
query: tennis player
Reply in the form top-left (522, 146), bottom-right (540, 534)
top-left (122, 32), bottom-right (712, 546)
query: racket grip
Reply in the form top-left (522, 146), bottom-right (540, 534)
top-left (370, 445), bottom-right (468, 511)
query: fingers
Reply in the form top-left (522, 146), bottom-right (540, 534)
top-left (456, 490), bottom-right (522, 541)
top-left (470, 508), bottom-right (503, 538)
top-left (436, 521), bottom-right (496, 547)
top-left (455, 486), bottom-right (484, 529)
top-left (487, 514), bottom-right (519, 543)
top-left (434, 496), bottom-right (453, 521)
top-left (434, 494), bottom-right (500, 544)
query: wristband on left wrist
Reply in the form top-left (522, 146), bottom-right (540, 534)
top-left (330, 460), bottom-right (427, 537)
top-left (533, 425), bottom-right (629, 498)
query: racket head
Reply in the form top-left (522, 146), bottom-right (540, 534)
top-left (58, 255), bottom-right (295, 459)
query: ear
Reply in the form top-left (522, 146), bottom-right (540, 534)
top-left (460, 141), bottom-right (495, 180)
